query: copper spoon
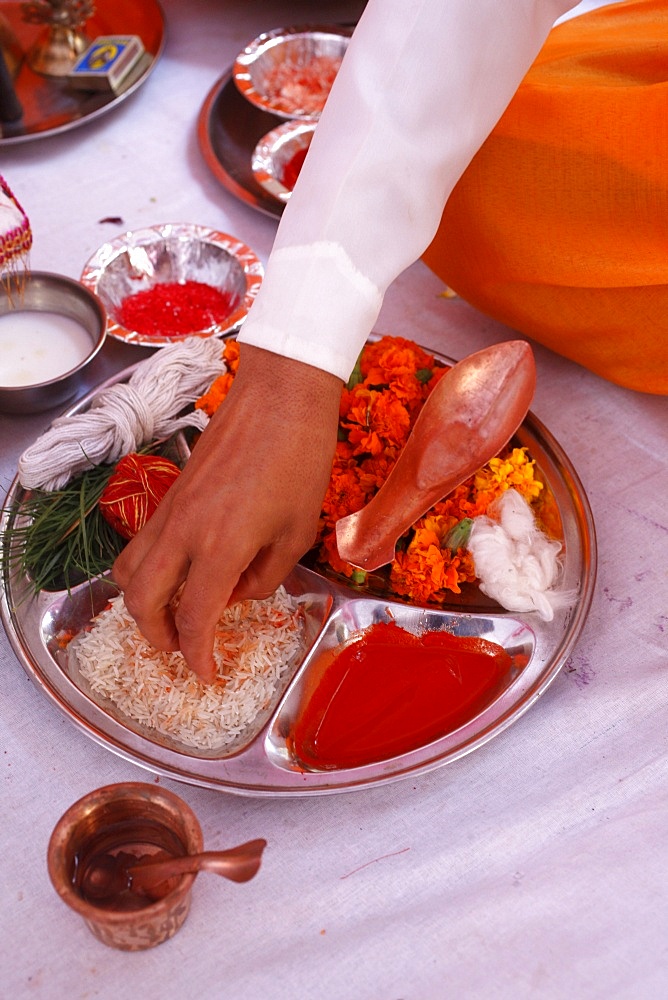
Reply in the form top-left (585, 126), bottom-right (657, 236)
top-left (335, 340), bottom-right (536, 571)
top-left (80, 838), bottom-right (267, 902)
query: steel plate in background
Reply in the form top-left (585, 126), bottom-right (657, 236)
top-left (0, 358), bottom-right (597, 795)
top-left (0, 0), bottom-right (164, 145)
top-left (198, 21), bottom-right (357, 219)
top-left (198, 68), bottom-right (284, 220)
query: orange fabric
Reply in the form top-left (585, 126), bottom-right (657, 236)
top-left (422, 0), bottom-right (668, 394)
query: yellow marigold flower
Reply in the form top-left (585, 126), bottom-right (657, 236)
top-left (474, 447), bottom-right (543, 502)
top-left (422, 513), bottom-right (458, 547)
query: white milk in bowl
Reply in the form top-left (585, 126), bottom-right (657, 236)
top-left (0, 311), bottom-right (92, 387)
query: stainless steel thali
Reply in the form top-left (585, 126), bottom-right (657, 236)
top-left (0, 358), bottom-right (596, 795)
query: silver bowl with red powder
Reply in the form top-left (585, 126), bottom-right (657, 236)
top-left (80, 223), bottom-right (264, 348)
top-left (233, 25), bottom-right (352, 120)
top-left (251, 119), bottom-right (316, 203)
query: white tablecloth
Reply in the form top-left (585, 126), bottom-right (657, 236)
top-left (2, 2), bottom-right (666, 997)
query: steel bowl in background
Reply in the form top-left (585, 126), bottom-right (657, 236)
top-left (80, 223), bottom-right (264, 348)
top-left (251, 119), bottom-right (316, 203)
top-left (0, 271), bottom-right (107, 415)
top-left (233, 25), bottom-right (351, 120)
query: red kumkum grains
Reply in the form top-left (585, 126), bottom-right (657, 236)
top-left (263, 54), bottom-right (342, 114)
top-left (118, 280), bottom-right (236, 338)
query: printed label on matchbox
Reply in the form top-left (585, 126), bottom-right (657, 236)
top-left (69, 36), bottom-right (145, 92)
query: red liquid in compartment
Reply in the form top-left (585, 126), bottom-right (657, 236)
top-left (290, 621), bottom-right (514, 770)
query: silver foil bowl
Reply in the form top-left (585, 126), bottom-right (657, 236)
top-left (233, 25), bottom-right (351, 120)
top-left (251, 119), bottom-right (316, 203)
top-left (80, 223), bottom-right (264, 347)
top-left (0, 271), bottom-right (107, 415)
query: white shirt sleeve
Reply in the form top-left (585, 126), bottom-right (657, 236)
top-left (237, 0), bottom-right (579, 381)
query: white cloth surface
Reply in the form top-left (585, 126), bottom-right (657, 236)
top-left (239, 0), bottom-right (579, 379)
top-left (1, 2), bottom-right (666, 999)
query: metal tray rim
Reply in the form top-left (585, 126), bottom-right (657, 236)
top-left (0, 350), bottom-right (597, 795)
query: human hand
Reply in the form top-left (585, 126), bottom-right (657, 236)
top-left (112, 344), bottom-right (342, 682)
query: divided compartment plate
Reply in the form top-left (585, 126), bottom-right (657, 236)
top-left (0, 354), bottom-right (597, 795)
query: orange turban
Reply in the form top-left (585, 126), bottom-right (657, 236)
top-left (422, 0), bottom-right (668, 395)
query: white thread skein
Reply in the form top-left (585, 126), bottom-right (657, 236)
top-left (466, 488), bottom-right (576, 621)
top-left (18, 337), bottom-right (226, 491)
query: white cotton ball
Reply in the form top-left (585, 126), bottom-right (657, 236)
top-left (467, 489), bottom-right (576, 621)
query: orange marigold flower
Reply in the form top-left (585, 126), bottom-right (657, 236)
top-left (389, 513), bottom-right (480, 602)
top-left (431, 481), bottom-right (485, 522)
top-left (342, 388), bottom-right (411, 456)
top-left (384, 370), bottom-right (430, 414)
top-left (222, 338), bottom-right (240, 372)
top-left (390, 532), bottom-right (450, 603)
top-left (194, 340), bottom-right (240, 415)
top-left (361, 336), bottom-right (434, 380)
top-left (441, 558), bottom-right (465, 596)
top-left (346, 426), bottom-right (384, 457)
top-left (360, 338), bottom-right (437, 417)
top-left (319, 528), bottom-right (357, 577)
top-left (320, 462), bottom-right (368, 527)
top-left (357, 454), bottom-right (396, 492)
top-left (334, 439), bottom-right (356, 463)
top-left (194, 371), bottom-right (235, 416)
top-left (339, 385), bottom-right (359, 422)
top-left (422, 512), bottom-right (459, 545)
top-left (456, 549), bottom-right (478, 584)
top-left (340, 384), bottom-right (371, 428)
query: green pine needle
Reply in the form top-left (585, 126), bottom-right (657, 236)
top-left (2, 460), bottom-right (126, 593)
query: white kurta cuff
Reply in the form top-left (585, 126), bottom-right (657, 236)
top-left (237, 242), bottom-right (383, 381)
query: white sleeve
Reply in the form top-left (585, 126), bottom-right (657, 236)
top-left (237, 0), bottom-right (579, 381)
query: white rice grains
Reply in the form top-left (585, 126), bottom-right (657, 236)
top-left (69, 586), bottom-right (304, 752)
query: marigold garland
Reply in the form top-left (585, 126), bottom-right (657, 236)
top-left (195, 336), bottom-right (547, 604)
top-left (195, 338), bottom-right (240, 416)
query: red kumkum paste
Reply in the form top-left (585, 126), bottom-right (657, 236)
top-left (118, 280), bottom-right (235, 338)
top-left (291, 621), bottom-right (515, 770)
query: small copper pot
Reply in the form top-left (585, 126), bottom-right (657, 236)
top-left (47, 782), bottom-right (203, 951)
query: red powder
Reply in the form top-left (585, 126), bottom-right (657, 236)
top-left (290, 620), bottom-right (515, 770)
top-left (118, 280), bottom-right (235, 338)
top-left (282, 147), bottom-right (308, 191)
top-left (263, 54), bottom-right (342, 114)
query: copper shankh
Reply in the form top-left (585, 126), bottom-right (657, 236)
top-left (335, 340), bottom-right (537, 571)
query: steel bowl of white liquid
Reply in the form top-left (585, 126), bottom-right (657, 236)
top-left (0, 271), bottom-right (107, 414)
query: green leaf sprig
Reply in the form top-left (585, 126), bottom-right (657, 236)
top-left (2, 460), bottom-right (126, 594)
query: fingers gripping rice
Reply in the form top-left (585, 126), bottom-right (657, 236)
top-left (70, 586), bottom-right (304, 751)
